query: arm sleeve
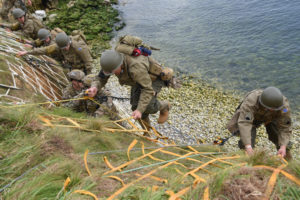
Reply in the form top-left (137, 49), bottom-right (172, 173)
top-left (129, 62), bottom-right (154, 113)
top-left (91, 70), bottom-right (109, 90)
top-left (237, 94), bottom-right (256, 146)
top-left (76, 44), bottom-right (93, 74)
top-left (277, 101), bottom-right (292, 146)
top-left (27, 44), bottom-right (58, 56)
top-left (10, 22), bottom-right (20, 31)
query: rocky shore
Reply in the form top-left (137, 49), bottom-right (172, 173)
top-left (105, 75), bottom-right (300, 159)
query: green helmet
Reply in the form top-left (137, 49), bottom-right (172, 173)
top-left (100, 50), bottom-right (123, 74)
top-left (259, 86), bottom-right (284, 110)
top-left (38, 29), bottom-right (51, 41)
top-left (55, 32), bottom-right (70, 49)
top-left (12, 8), bottom-right (25, 19)
top-left (68, 70), bottom-right (85, 81)
top-left (83, 74), bottom-right (97, 87)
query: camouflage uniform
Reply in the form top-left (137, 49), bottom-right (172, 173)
top-left (92, 54), bottom-right (167, 120)
top-left (62, 76), bottom-right (116, 118)
top-left (62, 84), bottom-right (86, 112)
top-left (8, 14), bottom-right (44, 40)
top-left (0, 0), bottom-right (26, 21)
top-left (227, 89), bottom-right (292, 150)
top-left (25, 35), bottom-right (93, 74)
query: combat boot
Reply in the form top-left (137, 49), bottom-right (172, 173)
top-left (157, 101), bottom-right (171, 124)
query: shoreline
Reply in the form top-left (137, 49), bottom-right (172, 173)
top-left (32, 0), bottom-right (300, 158)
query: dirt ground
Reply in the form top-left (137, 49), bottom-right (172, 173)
top-left (215, 167), bottom-right (279, 200)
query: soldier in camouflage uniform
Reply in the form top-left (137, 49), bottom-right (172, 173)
top-left (18, 32), bottom-right (93, 74)
top-left (2, 8), bottom-right (44, 40)
top-left (62, 70), bottom-right (86, 112)
top-left (62, 70), bottom-right (116, 118)
top-left (83, 74), bottom-right (117, 118)
top-left (0, 0), bottom-right (31, 21)
top-left (86, 50), bottom-right (171, 125)
top-left (227, 87), bottom-right (292, 159)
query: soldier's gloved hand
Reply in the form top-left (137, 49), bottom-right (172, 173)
top-left (132, 48), bottom-right (141, 56)
top-left (132, 110), bottom-right (142, 120)
top-left (139, 46), bottom-right (152, 56)
top-left (17, 51), bottom-right (28, 57)
top-left (277, 145), bottom-right (286, 157)
top-left (86, 87), bottom-right (98, 98)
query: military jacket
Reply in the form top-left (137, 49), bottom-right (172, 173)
top-left (227, 89), bottom-right (292, 147)
top-left (26, 36), bottom-right (93, 74)
top-left (28, 36), bottom-right (62, 60)
top-left (92, 54), bottom-right (155, 113)
top-left (10, 15), bottom-right (44, 40)
top-left (62, 84), bottom-right (86, 112)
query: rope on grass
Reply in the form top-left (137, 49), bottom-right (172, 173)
top-left (84, 149), bottom-right (92, 176)
top-left (107, 152), bottom-right (225, 176)
top-left (0, 163), bottom-right (45, 193)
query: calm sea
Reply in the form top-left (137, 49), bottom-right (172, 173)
top-left (115, 0), bottom-right (300, 109)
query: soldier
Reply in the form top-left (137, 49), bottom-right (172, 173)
top-left (83, 74), bottom-right (117, 118)
top-left (18, 32), bottom-right (93, 74)
top-left (86, 50), bottom-right (171, 125)
top-left (226, 86), bottom-right (292, 159)
top-left (62, 70), bottom-right (116, 118)
top-left (1, 8), bottom-right (44, 40)
top-left (17, 28), bottom-right (62, 60)
top-left (0, 0), bottom-right (32, 21)
top-left (62, 70), bottom-right (86, 112)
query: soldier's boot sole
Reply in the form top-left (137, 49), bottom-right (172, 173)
top-left (158, 101), bottom-right (171, 124)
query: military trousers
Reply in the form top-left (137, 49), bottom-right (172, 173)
top-left (130, 79), bottom-right (166, 120)
top-left (238, 121), bottom-right (292, 150)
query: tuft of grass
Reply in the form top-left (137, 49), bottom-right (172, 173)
top-left (244, 150), bottom-right (282, 167)
top-left (85, 118), bottom-right (103, 131)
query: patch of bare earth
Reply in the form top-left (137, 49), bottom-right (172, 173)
top-left (96, 177), bottom-right (120, 198)
top-left (41, 136), bottom-right (73, 157)
top-left (215, 167), bottom-right (279, 200)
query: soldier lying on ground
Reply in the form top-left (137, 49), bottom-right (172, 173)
top-left (0, 0), bottom-right (32, 21)
top-left (86, 50), bottom-right (172, 126)
top-left (17, 32), bottom-right (93, 75)
top-left (62, 70), bottom-right (116, 118)
top-left (0, 8), bottom-right (44, 40)
top-left (227, 86), bottom-right (293, 160)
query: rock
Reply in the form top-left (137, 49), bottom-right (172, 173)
top-left (48, 13), bottom-right (57, 22)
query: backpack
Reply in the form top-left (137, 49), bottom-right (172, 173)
top-left (28, 14), bottom-right (44, 31)
top-left (50, 27), bottom-right (65, 39)
top-left (115, 35), bottom-right (173, 82)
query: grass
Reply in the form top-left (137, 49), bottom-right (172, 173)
top-left (0, 105), bottom-right (299, 199)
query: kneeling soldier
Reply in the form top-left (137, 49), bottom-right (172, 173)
top-left (227, 86), bottom-right (292, 160)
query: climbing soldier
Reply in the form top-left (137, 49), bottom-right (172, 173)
top-left (0, 8), bottom-right (44, 40)
top-left (18, 32), bottom-right (93, 74)
top-left (62, 69), bottom-right (86, 112)
top-left (82, 74), bottom-right (117, 118)
top-left (17, 28), bottom-right (62, 60)
top-left (0, 0), bottom-right (32, 21)
top-left (227, 86), bottom-right (293, 160)
top-left (86, 49), bottom-right (172, 126)
top-left (62, 70), bottom-right (116, 118)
